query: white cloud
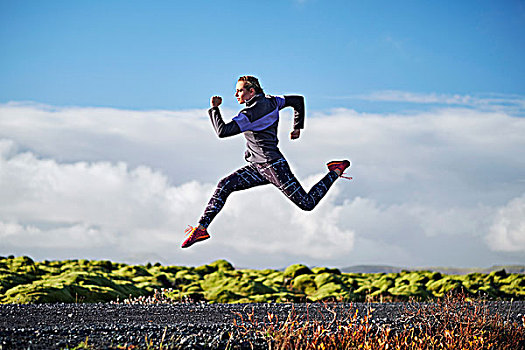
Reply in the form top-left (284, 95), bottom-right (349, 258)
top-left (1, 101), bottom-right (524, 267)
top-left (346, 91), bottom-right (525, 115)
top-left (486, 194), bottom-right (525, 252)
top-left (0, 102), bottom-right (244, 184)
top-left (0, 141), bottom-right (211, 253)
top-left (0, 141), bottom-right (354, 266)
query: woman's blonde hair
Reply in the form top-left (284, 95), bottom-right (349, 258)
top-left (238, 76), bottom-right (264, 94)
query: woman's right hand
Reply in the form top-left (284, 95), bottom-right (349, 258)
top-left (211, 96), bottom-right (222, 107)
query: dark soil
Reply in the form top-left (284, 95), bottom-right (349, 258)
top-left (1, 301), bottom-right (523, 349)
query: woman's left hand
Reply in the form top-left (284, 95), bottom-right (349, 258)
top-left (290, 129), bottom-right (301, 140)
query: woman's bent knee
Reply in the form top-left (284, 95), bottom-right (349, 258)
top-left (297, 201), bottom-right (315, 211)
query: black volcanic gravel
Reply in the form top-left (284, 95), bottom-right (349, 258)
top-left (1, 302), bottom-right (524, 349)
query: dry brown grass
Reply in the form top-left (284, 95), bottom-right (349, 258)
top-left (233, 293), bottom-right (525, 349)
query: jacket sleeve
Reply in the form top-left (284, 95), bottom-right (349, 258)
top-left (208, 107), bottom-right (242, 138)
top-left (283, 95), bottom-right (305, 129)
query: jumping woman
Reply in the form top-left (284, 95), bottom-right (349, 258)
top-left (181, 76), bottom-right (351, 248)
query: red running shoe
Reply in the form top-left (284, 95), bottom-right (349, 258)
top-left (327, 160), bottom-right (352, 180)
top-left (181, 225), bottom-right (210, 248)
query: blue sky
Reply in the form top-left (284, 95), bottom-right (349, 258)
top-left (1, 0), bottom-right (524, 111)
top-left (1, 1), bottom-right (524, 268)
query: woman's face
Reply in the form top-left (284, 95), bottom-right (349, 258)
top-left (235, 81), bottom-right (255, 104)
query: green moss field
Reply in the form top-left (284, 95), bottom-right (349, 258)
top-left (1, 256), bottom-right (523, 304)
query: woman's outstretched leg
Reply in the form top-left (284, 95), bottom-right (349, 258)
top-left (181, 164), bottom-right (268, 248)
top-left (199, 164), bottom-right (269, 227)
top-left (256, 158), bottom-right (350, 211)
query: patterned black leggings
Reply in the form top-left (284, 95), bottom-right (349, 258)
top-left (198, 158), bottom-right (339, 228)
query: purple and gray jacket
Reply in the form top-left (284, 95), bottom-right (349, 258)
top-left (208, 93), bottom-right (305, 163)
